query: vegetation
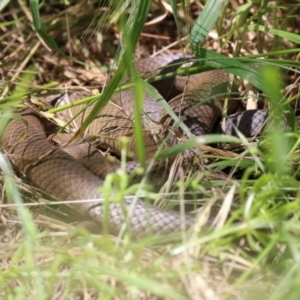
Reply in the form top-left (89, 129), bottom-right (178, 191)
top-left (1, 0), bottom-right (300, 299)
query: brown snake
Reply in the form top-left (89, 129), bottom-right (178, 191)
top-left (1, 55), bottom-right (269, 237)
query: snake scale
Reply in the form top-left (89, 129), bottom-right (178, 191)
top-left (1, 55), bottom-right (270, 237)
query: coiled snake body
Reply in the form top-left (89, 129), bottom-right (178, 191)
top-left (1, 55), bottom-right (269, 237)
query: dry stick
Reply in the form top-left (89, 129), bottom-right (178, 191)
top-left (1, 41), bottom-right (41, 97)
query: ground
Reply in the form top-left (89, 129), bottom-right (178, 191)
top-left (1, 1), bottom-right (300, 299)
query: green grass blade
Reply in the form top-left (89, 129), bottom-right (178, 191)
top-left (0, 153), bottom-right (45, 296)
top-left (28, 0), bottom-right (61, 52)
top-left (248, 24), bottom-right (300, 44)
top-left (0, 0), bottom-right (10, 12)
top-left (75, 0), bottom-right (152, 165)
top-left (190, 0), bottom-right (226, 54)
top-left (261, 66), bottom-right (293, 176)
top-left (194, 50), bottom-right (273, 95)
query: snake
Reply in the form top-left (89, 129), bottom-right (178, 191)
top-left (1, 55), bottom-right (270, 238)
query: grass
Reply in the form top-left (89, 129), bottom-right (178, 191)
top-left (1, 0), bottom-right (300, 299)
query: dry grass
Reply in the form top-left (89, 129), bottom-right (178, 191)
top-left (1, 0), bottom-right (300, 299)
